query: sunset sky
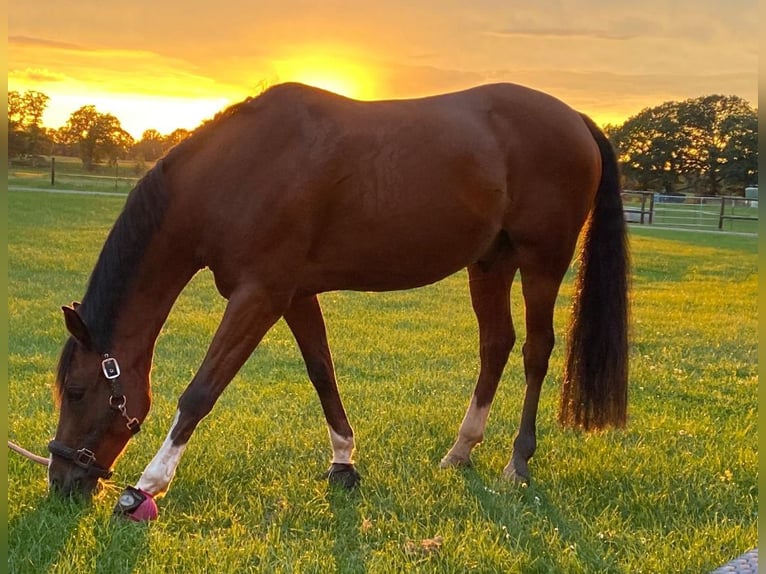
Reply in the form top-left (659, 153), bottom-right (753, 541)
top-left (9, 0), bottom-right (758, 139)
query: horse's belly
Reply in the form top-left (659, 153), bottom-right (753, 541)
top-left (302, 221), bottom-right (498, 292)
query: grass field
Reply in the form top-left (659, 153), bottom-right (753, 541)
top-left (7, 184), bottom-right (757, 573)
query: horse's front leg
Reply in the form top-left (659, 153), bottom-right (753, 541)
top-left (284, 294), bottom-right (360, 488)
top-left (115, 287), bottom-right (287, 518)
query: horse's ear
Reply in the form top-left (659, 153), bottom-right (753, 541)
top-left (62, 305), bottom-right (92, 349)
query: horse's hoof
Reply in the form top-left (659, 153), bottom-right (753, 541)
top-left (324, 463), bottom-right (361, 489)
top-left (112, 486), bottom-right (158, 521)
top-left (502, 461), bottom-right (530, 486)
top-left (439, 452), bottom-right (471, 469)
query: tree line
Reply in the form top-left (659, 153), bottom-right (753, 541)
top-left (8, 90), bottom-right (191, 171)
top-left (9, 89), bottom-right (758, 195)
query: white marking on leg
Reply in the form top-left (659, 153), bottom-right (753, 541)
top-left (328, 427), bottom-right (355, 464)
top-left (135, 411), bottom-right (187, 497)
top-left (441, 396), bottom-right (491, 467)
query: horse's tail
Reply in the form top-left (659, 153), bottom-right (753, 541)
top-left (559, 114), bottom-right (630, 430)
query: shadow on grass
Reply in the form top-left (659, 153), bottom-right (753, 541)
top-left (8, 490), bottom-right (150, 573)
top-left (8, 494), bottom-right (88, 573)
top-left (326, 483), bottom-right (367, 574)
top-left (459, 467), bottom-right (623, 573)
top-left (91, 512), bottom-right (152, 573)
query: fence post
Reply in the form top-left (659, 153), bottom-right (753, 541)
top-left (718, 197), bottom-right (725, 230)
top-left (51, 157), bottom-right (55, 186)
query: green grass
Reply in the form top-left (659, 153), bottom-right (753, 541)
top-left (7, 189), bottom-right (757, 573)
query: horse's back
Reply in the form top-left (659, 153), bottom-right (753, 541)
top-left (163, 83), bottom-right (601, 295)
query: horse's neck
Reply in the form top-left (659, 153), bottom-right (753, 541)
top-left (109, 235), bottom-right (200, 370)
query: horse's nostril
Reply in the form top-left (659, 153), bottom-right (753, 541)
top-left (49, 472), bottom-right (100, 499)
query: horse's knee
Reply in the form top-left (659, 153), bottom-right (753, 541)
top-left (177, 385), bottom-right (215, 420)
top-left (172, 384), bottom-right (219, 444)
top-left (305, 356), bottom-right (333, 387)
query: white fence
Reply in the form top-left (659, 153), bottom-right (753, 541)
top-left (621, 191), bottom-right (758, 233)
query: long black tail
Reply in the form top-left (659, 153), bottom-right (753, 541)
top-left (559, 115), bottom-right (630, 430)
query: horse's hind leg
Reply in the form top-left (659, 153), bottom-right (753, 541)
top-left (503, 265), bottom-right (564, 484)
top-left (284, 294), bottom-right (360, 488)
top-left (441, 261), bottom-right (516, 468)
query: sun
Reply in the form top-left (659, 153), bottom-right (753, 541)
top-left (272, 54), bottom-right (377, 100)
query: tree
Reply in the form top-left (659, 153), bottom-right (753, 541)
top-left (608, 101), bottom-right (687, 193)
top-left (133, 129), bottom-right (165, 161)
top-left (676, 95), bottom-right (757, 195)
top-left (59, 105), bottom-right (134, 171)
top-left (719, 110), bottom-right (758, 191)
top-left (162, 128), bottom-right (191, 153)
top-left (609, 95), bottom-right (758, 195)
top-left (8, 90), bottom-right (51, 158)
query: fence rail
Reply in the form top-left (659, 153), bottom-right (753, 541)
top-left (622, 191), bottom-right (758, 234)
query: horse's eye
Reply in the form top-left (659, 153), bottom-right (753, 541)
top-left (65, 387), bottom-right (86, 402)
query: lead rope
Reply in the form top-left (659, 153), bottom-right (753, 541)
top-left (8, 440), bottom-right (49, 466)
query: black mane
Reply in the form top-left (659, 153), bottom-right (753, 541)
top-left (72, 87), bottom-right (279, 353)
top-left (164, 96), bottom-right (257, 165)
top-left (76, 162), bottom-right (168, 352)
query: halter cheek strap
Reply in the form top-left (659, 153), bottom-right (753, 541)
top-left (48, 354), bottom-right (141, 479)
top-left (102, 355), bottom-right (142, 434)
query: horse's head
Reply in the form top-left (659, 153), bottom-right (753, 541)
top-left (48, 304), bottom-right (150, 497)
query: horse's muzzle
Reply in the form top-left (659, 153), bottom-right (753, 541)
top-left (48, 458), bottom-right (101, 498)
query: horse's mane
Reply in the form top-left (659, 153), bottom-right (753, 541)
top-left (164, 96), bottom-right (258, 165)
top-left (162, 83), bottom-right (319, 164)
top-left (55, 92), bottom-right (273, 397)
top-left (60, 94), bottom-right (264, 367)
top-left (76, 163), bottom-right (168, 353)
top-left (70, 87), bottom-right (279, 355)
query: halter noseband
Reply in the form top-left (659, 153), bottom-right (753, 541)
top-left (48, 354), bottom-right (141, 480)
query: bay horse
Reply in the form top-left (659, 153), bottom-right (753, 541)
top-left (48, 82), bottom-right (629, 508)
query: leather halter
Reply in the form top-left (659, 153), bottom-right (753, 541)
top-left (48, 354), bottom-right (141, 480)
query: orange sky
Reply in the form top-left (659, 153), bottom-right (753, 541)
top-left (8, 1), bottom-right (758, 139)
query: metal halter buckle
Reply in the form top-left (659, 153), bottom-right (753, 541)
top-left (109, 395), bottom-right (127, 410)
top-left (102, 356), bottom-right (121, 379)
top-left (101, 354), bottom-right (142, 435)
top-left (75, 448), bottom-right (97, 468)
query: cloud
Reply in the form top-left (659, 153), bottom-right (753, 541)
top-left (10, 68), bottom-right (68, 84)
top-left (373, 61), bottom-right (488, 99)
top-left (8, 0), bottom-right (757, 130)
top-left (9, 35), bottom-right (87, 51)
top-left (487, 28), bottom-right (637, 41)
top-left (9, 36), bottom-right (246, 100)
